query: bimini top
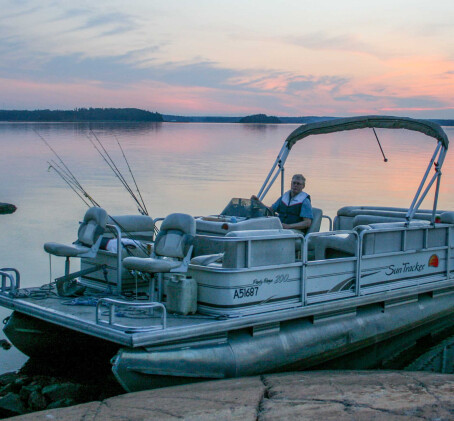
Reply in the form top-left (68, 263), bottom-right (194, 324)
top-left (285, 115), bottom-right (449, 150)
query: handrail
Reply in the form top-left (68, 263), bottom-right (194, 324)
top-left (105, 223), bottom-right (122, 294)
top-left (0, 268), bottom-right (20, 296)
top-left (448, 226), bottom-right (452, 279)
top-left (96, 297), bottom-right (167, 331)
top-left (322, 215), bottom-right (333, 231)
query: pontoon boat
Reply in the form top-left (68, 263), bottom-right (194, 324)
top-left (1, 115), bottom-right (453, 392)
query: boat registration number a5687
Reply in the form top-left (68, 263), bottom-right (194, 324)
top-left (233, 287), bottom-right (259, 299)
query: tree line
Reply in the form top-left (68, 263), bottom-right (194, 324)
top-left (0, 108), bottom-right (163, 122)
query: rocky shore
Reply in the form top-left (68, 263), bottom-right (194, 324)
top-left (0, 357), bottom-right (123, 419)
top-left (3, 370), bottom-right (454, 420)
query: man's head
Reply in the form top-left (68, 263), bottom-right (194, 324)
top-left (290, 174), bottom-right (306, 196)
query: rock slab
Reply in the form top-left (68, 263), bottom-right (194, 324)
top-left (0, 203), bottom-right (16, 215)
top-left (6, 371), bottom-right (454, 420)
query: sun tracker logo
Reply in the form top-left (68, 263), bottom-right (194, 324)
top-left (428, 254), bottom-right (439, 267)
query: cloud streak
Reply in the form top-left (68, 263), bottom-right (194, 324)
top-left (287, 32), bottom-right (387, 58)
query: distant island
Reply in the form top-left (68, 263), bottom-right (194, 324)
top-left (161, 115), bottom-right (337, 124)
top-left (239, 114), bottom-right (281, 124)
top-left (0, 108), bottom-right (452, 126)
top-left (0, 108), bottom-right (163, 122)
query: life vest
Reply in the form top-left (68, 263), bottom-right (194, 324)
top-left (276, 191), bottom-right (310, 225)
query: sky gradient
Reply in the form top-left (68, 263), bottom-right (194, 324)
top-left (1, 0), bottom-right (453, 117)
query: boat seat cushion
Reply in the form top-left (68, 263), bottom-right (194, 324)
top-left (352, 215), bottom-right (407, 227)
top-left (367, 220), bottom-right (430, 229)
top-left (195, 216), bottom-right (282, 236)
top-left (440, 212), bottom-right (454, 224)
top-left (306, 207), bottom-right (323, 234)
top-left (107, 215), bottom-right (155, 241)
top-left (43, 242), bottom-right (90, 257)
top-left (190, 253), bottom-right (224, 266)
top-left (44, 207), bottom-right (108, 258)
top-left (334, 206), bottom-right (443, 230)
top-left (123, 256), bottom-right (182, 273)
top-left (155, 213), bottom-right (196, 259)
top-left (310, 225), bottom-right (371, 260)
top-left (77, 207), bottom-right (108, 247)
top-left (311, 234), bottom-right (356, 260)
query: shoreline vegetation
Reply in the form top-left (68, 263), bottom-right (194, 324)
top-left (0, 108), bottom-right (453, 126)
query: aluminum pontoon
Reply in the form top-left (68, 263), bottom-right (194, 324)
top-left (1, 116), bottom-right (453, 392)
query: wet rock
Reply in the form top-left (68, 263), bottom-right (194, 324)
top-left (13, 376), bottom-right (30, 390)
top-left (27, 390), bottom-right (48, 411)
top-left (19, 384), bottom-right (41, 402)
top-left (47, 397), bottom-right (77, 409)
top-left (0, 202), bottom-right (16, 215)
top-left (42, 382), bottom-right (82, 402)
top-left (0, 392), bottom-right (27, 417)
top-left (0, 382), bottom-right (15, 396)
top-left (0, 365), bottom-right (121, 417)
top-left (0, 372), bottom-right (20, 387)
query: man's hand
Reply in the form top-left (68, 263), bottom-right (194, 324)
top-left (282, 218), bottom-right (312, 231)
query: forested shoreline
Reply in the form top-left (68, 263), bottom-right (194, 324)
top-left (0, 108), bottom-right (452, 125)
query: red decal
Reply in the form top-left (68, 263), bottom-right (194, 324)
top-left (428, 254), bottom-right (439, 267)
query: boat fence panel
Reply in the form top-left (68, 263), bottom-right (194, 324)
top-left (305, 258), bottom-right (357, 304)
top-left (190, 230), bottom-right (303, 316)
top-left (358, 224), bottom-right (451, 296)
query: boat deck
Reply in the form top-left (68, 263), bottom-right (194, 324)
top-left (2, 277), bottom-right (454, 348)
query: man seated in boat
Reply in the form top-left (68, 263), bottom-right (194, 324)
top-left (252, 173), bottom-right (313, 233)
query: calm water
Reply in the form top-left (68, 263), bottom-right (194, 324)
top-left (1, 121), bottom-right (453, 374)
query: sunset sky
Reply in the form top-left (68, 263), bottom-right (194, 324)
top-left (1, 1), bottom-right (453, 118)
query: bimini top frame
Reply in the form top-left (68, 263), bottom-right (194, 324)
top-left (257, 115), bottom-right (449, 224)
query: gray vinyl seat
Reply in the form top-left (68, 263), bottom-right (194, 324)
top-left (311, 225), bottom-right (371, 261)
top-left (123, 213), bottom-right (196, 275)
top-left (44, 207), bottom-right (108, 259)
top-left (306, 207), bottom-right (323, 234)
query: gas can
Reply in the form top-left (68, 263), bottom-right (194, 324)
top-left (165, 275), bottom-right (197, 315)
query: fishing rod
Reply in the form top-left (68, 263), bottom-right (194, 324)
top-left (87, 131), bottom-right (149, 216)
top-left (47, 160), bottom-right (95, 208)
top-left (114, 135), bottom-right (149, 216)
top-left (35, 130), bottom-right (86, 193)
top-left (37, 131), bottom-right (152, 255)
top-left (37, 130), bottom-right (100, 207)
top-left (89, 132), bottom-right (157, 236)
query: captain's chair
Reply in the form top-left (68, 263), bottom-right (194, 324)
top-left (44, 207), bottom-right (108, 276)
top-left (123, 213), bottom-right (195, 279)
top-left (306, 207), bottom-right (323, 234)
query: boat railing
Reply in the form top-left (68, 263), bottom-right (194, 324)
top-left (96, 297), bottom-right (167, 331)
top-left (358, 223), bottom-right (454, 295)
top-left (304, 230), bottom-right (358, 305)
top-left (322, 214), bottom-right (333, 231)
top-left (304, 222), bottom-right (454, 303)
top-left (105, 223), bottom-right (123, 294)
top-left (0, 268), bottom-right (20, 296)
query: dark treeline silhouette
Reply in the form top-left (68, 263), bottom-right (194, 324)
top-left (239, 114), bottom-right (281, 123)
top-left (0, 108), bottom-right (163, 122)
top-left (0, 108), bottom-right (452, 125)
